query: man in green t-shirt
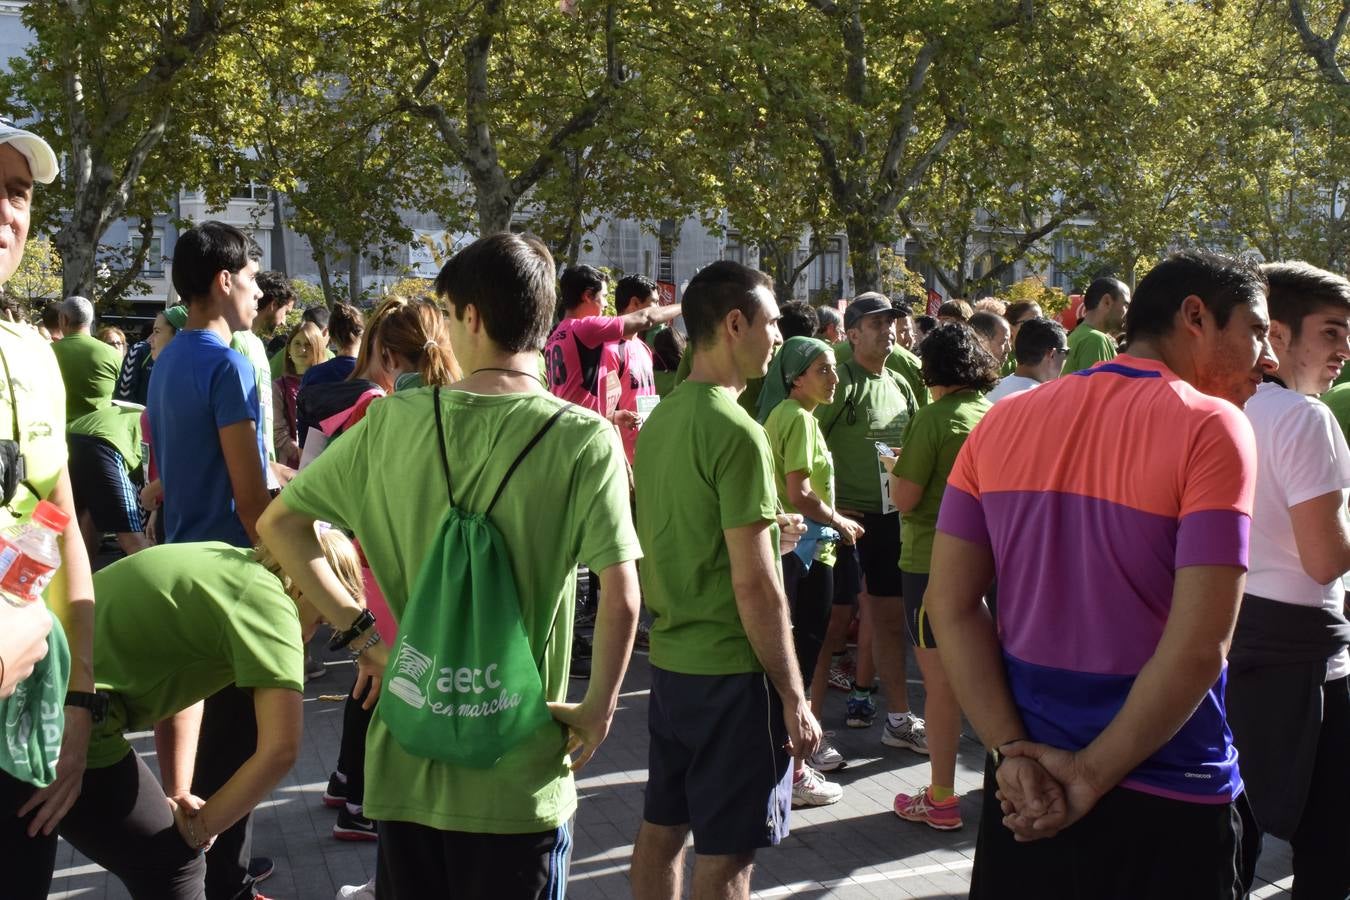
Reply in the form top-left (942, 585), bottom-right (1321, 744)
top-left (1062, 276), bottom-right (1130, 374)
top-left (0, 123), bottom-right (98, 900)
top-left (50, 295), bottom-right (122, 421)
top-left (813, 293), bottom-right (927, 752)
top-left (259, 233), bottom-right (641, 899)
top-left (832, 294), bottom-right (929, 407)
top-left (631, 261), bottom-right (820, 899)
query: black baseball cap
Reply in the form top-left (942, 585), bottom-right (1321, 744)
top-left (845, 292), bottom-right (903, 329)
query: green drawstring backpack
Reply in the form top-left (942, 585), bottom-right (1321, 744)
top-left (379, 389), bottom-right (572, 768)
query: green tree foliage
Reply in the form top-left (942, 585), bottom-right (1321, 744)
top-left (4, 236), bottom-right (62, 314)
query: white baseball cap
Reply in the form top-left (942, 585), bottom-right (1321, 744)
top-left (0, 122), bottom-right (57, 184)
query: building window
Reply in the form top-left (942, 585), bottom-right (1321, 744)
top-left (723, 231), bottom-right (745, 266)
top-left (141, 229), bottom-right (165, 275)
top-left (812, 237), bottom-right (843, 293)
top-left (232, 180), bottom-right (269, 202)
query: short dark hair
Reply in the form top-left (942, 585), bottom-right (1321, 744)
top-left (816, 306), bottom-right (842, 335)
top-left (1013, 317), bottom-right (1068, 366)
top-left (171, 221), bottom-right (262, 303)
top-left (435, 232), bottom-right (556, 353)
top-left (969, 311), bottom-right (1008, 342)
top-left (1261, 261), bottom-right (1350, 339)
top-left (1005, 300), bottom-right (1041, 324)
top-left (937, 299), bottom-right (972, 322)
top-left (1083, 276), bottom-right (1128, 311)
top-left (614, 274), bottom-right (658, 314)
top-left (778, 301), bottom-right (818, 340)
top-left (919, 322), bottom-right (1001, 391)
top-left (255, 270), bottom-right (296, 311)
top-left (559, 264), bottom-right (608, 310)
top-left (651, 325), bottom-right (685, 371)
top-left (302, 305), bottom-right (330, 330)
top-left (683, 261), bottom-right (774, 350)
top-left (1125, 250), bottom-right (1267, 344)
top-left (915, 315), bottom-right (937, 337)
top-left (40, 301), bottom-right (61, 330)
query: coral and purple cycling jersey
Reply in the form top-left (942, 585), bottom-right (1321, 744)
top-left (938, 355), bottom-right (1257, 804)
top-left (544, 315), bottom-right (625, 416)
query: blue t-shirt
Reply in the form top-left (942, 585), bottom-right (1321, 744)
top-left (147, 329), bottom-right (265, 547)
top-left (300, 355), bottom-right (357, 388)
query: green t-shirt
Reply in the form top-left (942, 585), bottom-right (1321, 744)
top-left (763, 398), bottom-right (837, 566)
top-left (68, 404), bottom-right (143, 471)
top-left (0, 325), bottom-right (72, 788)
top-left (51, 333), bottom-right (121, 421)
top-left (833, 341), bottom-right (930, 407)
top-left (814, 359), bottom-right (917, 513)
top-left (88, 542), bottom-right (304, 769)
top-left (1321, 383), bottom-right (1350, 447)
top-left (281, 388), bottom-right (639, 834)
top-left (895, 389), bottom-right (990, 573)
top-left (231, 330), bottom-right (276, 465)
top-left (634, 380), bottom-right (780, 675)
top-left (1062, 323), bottom-right (1116, 375)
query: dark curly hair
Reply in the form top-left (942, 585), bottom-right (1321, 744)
top-left (919, 322), bottom-right (1001, 391)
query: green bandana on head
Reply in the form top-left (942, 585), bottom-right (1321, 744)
top-left (162, 305), bottom-right (188, 331)
top-left (756, 336), bottom-right (831, 423)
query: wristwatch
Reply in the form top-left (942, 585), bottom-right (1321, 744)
top-left (990, 739), bottom-right (1025, 770)
top-left (65, 690), bottom-right (109, 724)
top-left (328, 609), bottom-right (376, 652)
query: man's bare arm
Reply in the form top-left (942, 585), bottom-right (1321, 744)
top-left (219, 421), bottom-right (271, 542)
top-left (619, 304), bottom-right (682, 339)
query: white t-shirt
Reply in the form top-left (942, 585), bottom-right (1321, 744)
top-left (1244, 381), bottom-right (1350, 680)
top-left (987, 374), bottom-right (1042, 404)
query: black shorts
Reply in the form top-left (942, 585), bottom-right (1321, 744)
top-left (67, 433), bottom-right (142, 534)
top-left (900, 569), bottom-right (935, 648)
top-left (832, 543), bottom-right (862, 605)
top-left (970, 757), bottom-right (1248, 900)
top-left (644, 667), bottom-right (792, 855)
top-left (376, 819), bottom-right (572, 900)
top-left (855, 511), bottom-right (901, 597)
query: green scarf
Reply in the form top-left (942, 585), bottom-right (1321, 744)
top-left (756, 336), bottom-right (831, 424)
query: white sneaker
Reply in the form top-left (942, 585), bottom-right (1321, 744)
top-left (809, 734), bottom-right (846, 772)
top-left (337, 877), bottom-right (376, 900)
top-left (882, 712), bottom-right (929, 754)
top-left (792, 765), bottom-right (843, 807)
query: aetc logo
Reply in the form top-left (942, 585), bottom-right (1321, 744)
top-left (387, 642), bottom-right (524, 718)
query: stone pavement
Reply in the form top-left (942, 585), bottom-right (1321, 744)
top-left (51, 649), bottom-right (1296, 899)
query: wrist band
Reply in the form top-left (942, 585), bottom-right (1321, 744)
top-left (351, 630), bottom-right (382, 658)
top-left (328, 609), bottom-right (376, 651)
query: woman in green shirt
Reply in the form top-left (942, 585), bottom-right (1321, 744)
top-left (761, 337), bottom-right (865, 806)
top-left (18, 530), bottom-right (367, 900)
top-left (882, 322), bottom-right (996, 832)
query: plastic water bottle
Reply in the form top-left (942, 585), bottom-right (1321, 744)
top-left (0, 500), bottom-right (69, 606)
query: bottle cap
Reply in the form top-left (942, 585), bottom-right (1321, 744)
top-left (31, 500), bottom-right (71, 533)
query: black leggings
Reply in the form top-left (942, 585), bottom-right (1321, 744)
top-left (337, 675), bottom-right (376, 807)
top-left (782, 555), bottom-right (834, 685)
top-left (1, 750), bottom-right (205, 900)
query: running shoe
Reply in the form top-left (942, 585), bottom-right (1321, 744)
top-left (792, 766), bottom-right (843, 807)
top-left (808, 735), bottom-right (846, 772)
top-left (333, 806), bottom-right (378, 842)
top-left (248, 857), bottom-right (275, 883)
top-left (881, 712), bottom-right (929, 753)
top-left (893, 787), bottom-right (962, 830)
top-left (827, 665), bottom-right (853, 692)
top-left (337, 878), bottom-right (377, 900)
top-left (845, 692), bottom-right (876, 728)
top-left (322, 772), bottom-right (347, 809)
top-left (304, 651), bottom-right (328, 682)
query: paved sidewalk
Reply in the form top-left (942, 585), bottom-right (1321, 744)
top-left (52, 650), bottom-right (1295, 899)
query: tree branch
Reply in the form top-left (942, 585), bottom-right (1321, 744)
top-left (100, 215), bottom-right (155, 305)
top-left (874, 39), bottom-right (942, 202)
top-left (1289, 0), bottom-right (1350, 91)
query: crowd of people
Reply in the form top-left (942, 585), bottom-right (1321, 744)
top-left (2, 117), bottom-right (1348, 900)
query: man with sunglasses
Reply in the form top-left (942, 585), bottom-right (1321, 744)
top-left (987, 317), bottom-right (1069, 404)
top-left (0, 121), bottom-right (100, 900)
top-left (814, 293), bottom-right (925, 750)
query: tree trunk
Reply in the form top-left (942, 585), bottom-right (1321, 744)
top-left (313, 243), bottom-right (336, 308)
top-left (474, 175), bottom-right (516, 235)
top-left (55, 224), bottom-right (99, 300)
top-left (271, 190), bottom-right (288, 275)
top-left (846, 218), bottom-right (881, 294)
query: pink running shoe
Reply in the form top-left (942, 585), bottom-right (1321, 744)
top-left (893, 787), bottom-right (962, 831)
